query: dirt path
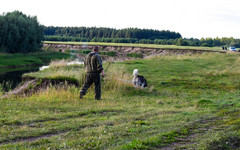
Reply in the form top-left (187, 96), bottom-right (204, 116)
top-left (0, 110), bottom-right (120, 146)
top-left (0, 116), bottom-right (221, 147)
top-left (159, 116), bottom-right (222, 150)
top-left (161, 128), bottom-right (216, 150)
top-left (0, 124), bottom-right (98, 146)
top-left (0, 79), bottom-right (37, 99)
top-left (160, 108), bottom-right (240, 150)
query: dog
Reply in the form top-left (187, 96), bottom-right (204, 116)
top-left (132, 69), bottom-right (147, 88)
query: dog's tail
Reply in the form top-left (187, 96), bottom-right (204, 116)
top-left (133, 69), bottom-right (138, 76)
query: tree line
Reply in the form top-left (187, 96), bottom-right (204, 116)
top-left (44, 26), bottom-right (182, 40)
top-left (176, 37), bottom-right (240, 48)
top-left (44, 35), bottom-right (240, 48)
top-left (44, 26), bottom-right (181, 45)
top-left (0, 11), bottom-right (44, 53)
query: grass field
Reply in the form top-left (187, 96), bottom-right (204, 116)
top-left (0, 52), bottom-right (71, 68)
top-left (44, 41), bottom-right (226, 51)
top-left (0, 53), bottom-right (239, 149)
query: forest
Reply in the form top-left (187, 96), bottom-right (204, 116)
top-left (44, 26), bottom-right (240, 47)
top-left (44, 26), bottom-right (181, 40)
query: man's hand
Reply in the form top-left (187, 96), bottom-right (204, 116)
top-left (101, 70), bottom-right (105, 77)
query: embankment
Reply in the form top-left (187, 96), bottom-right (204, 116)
top-left (1, 78), bottom-right (79, 98)
top-left (43, 43), bottom-right (226, 57)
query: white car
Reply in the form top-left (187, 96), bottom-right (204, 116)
top-left (229, 47), bottom-right (236, 51)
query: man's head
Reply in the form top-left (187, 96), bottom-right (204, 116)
top-left (93, 46), bottom-right (99, 52)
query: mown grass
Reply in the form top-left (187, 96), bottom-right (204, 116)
top-left (0, 53), bottom-right (239, 149)
top-left (44, 41), bottom-right (225, 51)
top-left (0, 51), bottom-right (71, 68)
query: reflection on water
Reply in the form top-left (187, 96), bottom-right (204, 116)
top-left (0, 67), bottom-right (39, 91)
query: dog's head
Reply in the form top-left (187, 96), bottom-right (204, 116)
top-left (133, 69), bottom-right (138, 76)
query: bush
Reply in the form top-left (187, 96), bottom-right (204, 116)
top-left (201, 43), bottom-right (209, 47)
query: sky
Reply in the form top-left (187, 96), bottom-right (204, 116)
top-left (1, 0), bottom-right (240, 39)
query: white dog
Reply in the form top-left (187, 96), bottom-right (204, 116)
top-left (132, 69), bottom-right (148, 88)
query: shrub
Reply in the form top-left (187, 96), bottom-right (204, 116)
top-left (201, 43), bottom-right (209, 47)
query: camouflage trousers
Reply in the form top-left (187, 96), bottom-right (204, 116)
top-left (80, 73), bottom-right (101, 99)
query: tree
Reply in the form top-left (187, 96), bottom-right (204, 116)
top-left (176, 38), bottom-right (183, 46)
top-left (0, 11), bottom-right (44, 53)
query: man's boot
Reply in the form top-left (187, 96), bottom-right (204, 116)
top-left (79, 93), bottom-right (84, 99)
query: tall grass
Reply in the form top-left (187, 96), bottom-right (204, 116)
top-left (0, 81), bottom-right (13, 92)
top-left (49, 59), bottom-right (69, 67)
top-left (0, 83), bottom-right (4, 96)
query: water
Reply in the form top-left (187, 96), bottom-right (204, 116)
top-left (0, 67), bottom-right (40, 91)
top-left (39, 59), bottom-right (84, 71)
top-left (0, 59), bottom-right (84, 91)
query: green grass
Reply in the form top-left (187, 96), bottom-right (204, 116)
top-left (44, 41), bottom-right (225, 51)
top-left (0, 53), bottom-right (239, 149)
top-left (0, 51), bottom-right (71, 68)
top-left (127, 53), bottom-right (143, 58)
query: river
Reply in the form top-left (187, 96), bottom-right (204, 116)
top-left (0, 67), bottom-right (40, 91)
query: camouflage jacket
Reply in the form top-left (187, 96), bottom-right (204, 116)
top-left (84, 52), bottom-right (103, 73)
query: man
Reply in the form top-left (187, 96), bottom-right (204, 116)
top-left (79, 46), bottom-right (104, 100)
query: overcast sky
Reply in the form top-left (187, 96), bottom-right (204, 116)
top-left (1, 0), bottom-right (240, 39)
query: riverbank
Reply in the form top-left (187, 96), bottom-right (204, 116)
top-left (44, 41), bottom-right (226, 51)
top-left (43, 41), bottom-right (227, 58)
top-left (0, 51), bottom-right (71, 69)
top-left (0, 51), bottom-right (72, 91)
